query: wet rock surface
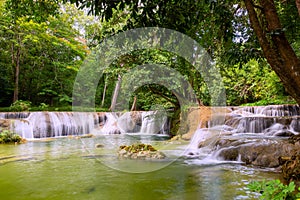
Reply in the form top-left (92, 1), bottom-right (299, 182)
top-left (0, 119), bottom-right (11, 129)
top-left (216, 139), bottom-right (300, 168)
top-left (188, 105), bottom-right (300, 169)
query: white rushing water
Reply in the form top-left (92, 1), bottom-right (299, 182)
top-left (140, 111), bottom-right (168, 134)
top-left (186, 105), bottom-right (300, 164)
top-left (0, 111), bottom-right (170, 138)
top-left (6, 112), bottom-right (98, 138)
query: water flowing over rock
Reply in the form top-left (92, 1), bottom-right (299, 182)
top-left (0, 111), bottom-right (170, 139)
top-left (186, 105), bottom-right (300, 168)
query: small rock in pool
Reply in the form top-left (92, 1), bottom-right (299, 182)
top-left (95, 144), bottom-right (104, 148)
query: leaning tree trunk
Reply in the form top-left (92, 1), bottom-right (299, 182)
top-left (244, 0), bottom-right (300, 104)
top-left (130, 96), bottom-right (137, 111)
top-left (109, 74), bottom-right (122, 111)
top-left (101, 77), bottom-right (107, 108)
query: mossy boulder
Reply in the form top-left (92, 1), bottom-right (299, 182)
top-left (118, 143), bottom-right (166, 159)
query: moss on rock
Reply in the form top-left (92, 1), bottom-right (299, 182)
top-left (118, 143), bottom-right (166, 159)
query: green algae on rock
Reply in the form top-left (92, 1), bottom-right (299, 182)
top-left (118, 143), bottom-right (166, 159)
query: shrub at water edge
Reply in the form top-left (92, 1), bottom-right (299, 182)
top-left (0, 130), bottom-right (25, 144)
top-left (248, 179), bottom-right (300, 200)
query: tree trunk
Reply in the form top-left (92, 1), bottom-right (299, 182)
top-left (296, 0), bottom-right (300, 16)
top-left (109, 74), bottom-right (122, 111)
top-left (101, 78), bottom-right (107, 108)
top-left (244, 0), bottom-right (300, 104)
top-left (130, 96), bottom-right (137, 111)
top-left (13, 38), bottom-right (21, 103)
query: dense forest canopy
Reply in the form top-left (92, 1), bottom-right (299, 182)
top-left (68, 0), bottom-right (300, 104)
top-left (0, 0), bottom-right (299, 111)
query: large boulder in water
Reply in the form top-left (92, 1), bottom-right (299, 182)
top-left (215, 138), bottom-right (300, 168)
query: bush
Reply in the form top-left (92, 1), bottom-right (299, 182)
top-left (248, 179), bottom-right (300, 200)
top-left (0, 130), bottom-right (24, 144)
top-left (38, 103), bottom-right (49, 111)
top-left (9, 100), bottom-right (31, 112)
top-left (222, 59), bottom-right (292, 106)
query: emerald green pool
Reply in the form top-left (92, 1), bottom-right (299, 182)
top-left (0, 135), bottom-right (280, 200)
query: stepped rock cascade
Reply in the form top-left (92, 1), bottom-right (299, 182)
top-left (140, 111), bottom-right (169, 134)
top-left (0, 112), bottom-right (30, 119)
top-left (0, 111), bottom-right (170, 139)
top-left (227, 105), bottom-right (300, 134)
top-left (187, 105), bottom-right (300, 168)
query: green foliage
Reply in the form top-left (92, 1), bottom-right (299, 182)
top-left (4, 0), bottom-right (59, 23)
top-left (222, 59), bottom-right (291, 106)
top-left (119, 143), bottom-right (157, 153)
top-left (242, 97), bottom-right (296, 106)
top-left (68, 0), bottom-right (300, 108)
top-left (0, 1), bottom-right (88, 107)
top-left (9, 100), bottom-right (31, 111)
top-left (38, 103), bottom-right (49, 111)
top-left (248, 179), bottom-right (300, 200)
top-left (0, 0), bottom-right (298, 110)
top-left (0, 130), bottom-right (23, 144)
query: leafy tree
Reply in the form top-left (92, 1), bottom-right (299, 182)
top-left (244, 0), bottom-right (300, 104)
top-left (222, 59), bottom-right (292, 105)
top-left (67, 0), bottom-right (300, 105)
top-left (3, 0), bottom-right (59, 102)
top-left (0, 0), bottom-right (88, 106)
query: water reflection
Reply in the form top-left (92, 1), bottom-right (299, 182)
top-left (0, 136), bottom-right (281, 200)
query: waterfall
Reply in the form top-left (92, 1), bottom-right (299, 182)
top-left (1, 112), bottom-right (98, 138)
top-left (0, 111), bottom-right (170, 139)
top-left (0, 112), bottom-right (30, 119)
top-left (10, 119), bottom-right (34, 139)
top-left (101, 113), bottom-right (122, 134)
top-left (227, 105), bottom-right (300, 134)
top-left (102, 111), bottom-right (169, 134)
top-left (186, 105), bottom-right (300, 166)
top-left (140, 111), bottom-right (168, 134)
top-left (189, 105), bottom-right (300, 148)
top-left (116, 112), bottom-right (141, 133)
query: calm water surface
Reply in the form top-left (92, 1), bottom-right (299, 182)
top-left (0, 134), bottom-right (280, 200)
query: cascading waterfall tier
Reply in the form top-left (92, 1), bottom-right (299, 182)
top-left (227, 105), bottom-right (300, 135)
top-left (0, 111), bottom-right (170, 139)
top-left (187, 105), bottom-right (300, 168)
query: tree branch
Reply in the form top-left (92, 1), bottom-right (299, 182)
top-left (147, 85), bottom-right (178, 105)
top-left (260, 0), bottom-right (300, 71)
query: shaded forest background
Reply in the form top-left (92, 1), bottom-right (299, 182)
top-left (0, 0), bottom-right (299, 112)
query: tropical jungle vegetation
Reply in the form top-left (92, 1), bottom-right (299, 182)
top-left (0, 1), bottom-right (300, 197)
top-left (248, 179), bottom-right (300, 200)
top-left (0, 0), bottom-right (299, 112)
